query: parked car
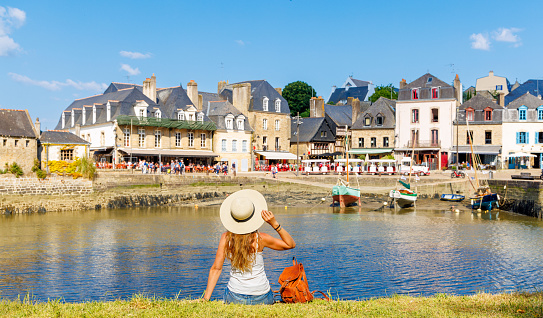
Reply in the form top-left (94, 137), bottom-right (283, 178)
top-left (398, 157), bottom-right (430, 176)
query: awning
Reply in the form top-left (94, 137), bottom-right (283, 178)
top-left (256, 151), bottom-right (298, 160)
top-left (449, 146), bottom-right (501, 155)
top-left (348, 148), bottom-right (393, 155)
top-left (118, 148), bottom-right (218, 157)
top-left (92, 148), bottom-right (114, 156)
top-left (506, 152), bottom-right (537, 158)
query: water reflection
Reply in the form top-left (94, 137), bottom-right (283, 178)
top-left (0, 205), bottom-right (542, 302)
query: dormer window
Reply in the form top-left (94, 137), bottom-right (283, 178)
top-left (538, 106), bottom-right (543, 120)
top-left (139, 109), bottom-right (145, 119)
top-left (188, 112), bottom-right (195, 121)
top-left (364, 117), bottom-right (371, 126)
top-left (412, 88), bottom-right (419, 100)
top-left (466, 108), bottom-right (474, 121)
top-left (263, 97), bottom-right (269, 111)
top-left (376, 115), bottom-right (383, 126)
top-left (484, 107), bottom-right (493, 121)
top-left (431, 87), bottom-right (439, 99)
top-left (519, 106), bottom-right (527, 121)
top-left (275, 99), bottom-right (281, 112)
top-left (178, 111), bottom-right (185, 120)
top-left (155, 110), bottom-right (161, 119)
top-left (236, 116), bottom-right (245, 130)
top-left (225, 114), bottom-right (234, 130)
top-left (197, 112), bottom-right (204, 122)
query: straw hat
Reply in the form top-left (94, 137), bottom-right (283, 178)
top-left (220, 189), bottom-right (268, 234)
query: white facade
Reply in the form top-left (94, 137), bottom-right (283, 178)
top-left (67, 123), bottom-right (116, 150)
top-left (502, 122), bottom-right (543, 168)
top-left (213, 130), bottom-right (252, 172)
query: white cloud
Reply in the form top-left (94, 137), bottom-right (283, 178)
top-left (493, 27), bottom-right (522, 47)
top-left (120, 64), bottom-right (141, 76)
top-left (8, 72), bottom-right (108, 91)
top-left (0, 6), bottom-right (26, 56)
top-left (119, 51), bottom-right (152, 59)
top-left (470, 33), bottom-right (490, 50)
top-left (235, 40), bottom-right (245, 46)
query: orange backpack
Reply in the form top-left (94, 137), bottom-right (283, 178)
top-left (277, 257), bottom-right (330, 303)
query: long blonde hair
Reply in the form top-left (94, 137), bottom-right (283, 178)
top-left (224, 231), bottom-right (259, 273)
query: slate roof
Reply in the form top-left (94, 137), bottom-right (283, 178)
top-left (398, 73), bottom-right (455, 100)
top-left (351, 97), bottom-right (396, 130)
top-left (460, 94), bottom-right (503, 110)
top-left (103, 82), bottom-right (142, 94)
top-left (290, 115), bottom-right (337, 143)
top-left (323, 104), bottom-right (352, 127)
top-left (220, 80), bottom-right (290, 114)
top-left (350, 78), bottom-right (371, 87)
top-left (205, 100), bottom-right (253, 131)
top-left (457, 94), bottom-right (503, 124)
top-left (0, 109), bottom-right (37, 138)
top-left (39, 130), bottom-right (90, 144)
top-left (504, 79), bottom-right (543, 105)
top-left (507, 92), bottom-right (543, 109)
top-left (328, 86), bottom-right (369, 105)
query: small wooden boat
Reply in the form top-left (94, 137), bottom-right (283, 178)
top-left (440, 194), bottom-right (465, 202)
top-left (332, 184), bottom-right (361, 207)
top-left (389, 188), bottom-right (417, 208)
top-left (470, 193), bottom-right (499, 211)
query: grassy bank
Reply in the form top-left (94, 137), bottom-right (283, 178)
top-left (1, 293), bottom-right (542, 317)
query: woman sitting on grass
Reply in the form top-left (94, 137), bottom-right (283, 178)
top-left (203, 189), bottom-right (296, 304)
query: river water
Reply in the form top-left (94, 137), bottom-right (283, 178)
top-left (1, 205), bottom-right (542, 302)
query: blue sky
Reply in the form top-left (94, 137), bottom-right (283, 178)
top-left (0, 0), bottom-right (540, 129)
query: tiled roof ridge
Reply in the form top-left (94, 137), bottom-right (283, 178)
top-left (0, 108), bottom-right (25, 112)
top-left (47, 129), bottom-right (69, 132)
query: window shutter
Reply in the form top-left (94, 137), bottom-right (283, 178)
top-left (526, 132), bottom-right (529, 144)
top-left (516, 132), bottom-right (519, 144)
top-left (536, 132), bottom-right (540, 144)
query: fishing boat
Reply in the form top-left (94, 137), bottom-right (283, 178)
top-left (470, 192), bottom-right (499, 210)
top-left (332, 126), bottom-right (361, 208)
top-left (440, 194), bottom-right (465, 202)
top-left (389, 188), bottom-right (417, 208)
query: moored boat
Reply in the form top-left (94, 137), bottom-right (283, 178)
top-left (333, 184), bottom-right (361, 207)
top-left (440, 194), bottom-right (465, 202)
top-left (470, 193), bottom-right (499, 210)
top-left (389, 188), bottom-right (417, 208)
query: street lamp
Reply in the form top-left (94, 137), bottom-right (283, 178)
top-left (294, 112), bottom-right (303, 176)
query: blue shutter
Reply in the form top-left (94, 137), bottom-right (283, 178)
top-left (516, 132), bottom-right (520, 144)
top-left (536, 132), bottom-right (540, 144)
top-left (526, 132), bottom-right (529, 144)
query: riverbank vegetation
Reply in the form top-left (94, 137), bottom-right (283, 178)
top-left (1, 292), bottom-right (542, 317)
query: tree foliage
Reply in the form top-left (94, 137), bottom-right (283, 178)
top-left (369, 84), bottom-right (398, 103)
top-left (282, 81), bottom-right (317, 116)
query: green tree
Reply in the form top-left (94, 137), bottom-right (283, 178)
top-left (369, 84), bottom-right (398, 103)
top-left (282, 81), bottom-right (317, 116)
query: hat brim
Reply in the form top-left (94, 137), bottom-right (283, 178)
top-left (220, 189), bottom-right (267, 234)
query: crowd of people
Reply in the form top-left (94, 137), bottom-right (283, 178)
top-left (96, 159), bottom-right (240, 175)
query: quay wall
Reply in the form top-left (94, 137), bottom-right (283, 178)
top-left (0, 176), bottom-right (92, 195)
top-left (488, 179), bottom-right (543, 218)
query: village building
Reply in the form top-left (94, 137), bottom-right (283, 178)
top-left (504, 79), bottom-right (543, 106)
top-left (327, 76), bottom-right (375, 104)
top-left (453, 94), bottom-right (504, 168)
top-left (0, 109), bottom-right (39, 173)
top-left (55, 75), bottom-right (218, 166)
top-left (290, 115), bottom-right (338, 160)
top-left (475, 71), bottom-right (510, 96)
top-left (350, 97), bottom-right (396, 160)
top-left (502, 92), bottom-right (543, 169)
top-left (39, 130), bottom-right (90, 171)
top-left (394, 73), bottom-right (462, 170)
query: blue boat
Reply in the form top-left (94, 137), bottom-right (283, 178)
top-left (440, 194), bottom-right (465, 202)
top-left (470, 193), bottom-right (499, 211)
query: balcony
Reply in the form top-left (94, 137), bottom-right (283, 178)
top-left (336, 127), bottom-right (352, 136)
top-left (406, 140), bottom-right (441, 148)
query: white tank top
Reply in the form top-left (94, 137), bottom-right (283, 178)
top-left (227, 234), bottom-right (271, 295)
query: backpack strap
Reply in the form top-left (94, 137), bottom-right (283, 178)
top-left (292, 256), bottom-right (297, 266)
top-left (311, 291), bottom-right (330, 301)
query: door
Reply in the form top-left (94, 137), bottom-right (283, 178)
top-left (241, 159), bottom-right (248, 172)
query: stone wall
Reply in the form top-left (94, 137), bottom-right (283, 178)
top-left (351, 128), bottom-right (395, 149)
top-left (251, 112), bottom-right (291, 152)
top-left (0, 137), bottom-right (38, 173)
top-left (0, 175), bottom-right (92, 195)
top-left (488, 179), bottom-right (543, 218)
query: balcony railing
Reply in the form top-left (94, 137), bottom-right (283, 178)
top-left (406, 140), bottom-right (441, 148)
top-left (336, 127), bottom-right (351, 136)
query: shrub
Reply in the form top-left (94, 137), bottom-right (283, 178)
top-left (9, 162), bottom-right (23, 178)
top-left (76, 156), bottom-right (96, 180)
top-left (36, 169), bottom-right (47, 179)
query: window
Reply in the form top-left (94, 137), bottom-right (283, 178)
top-left (221, 139), bottom-right (227, 152)
top-left (537, 132), bottom-right (543, 144)
top-left (232, 140), bottom-right (237, 152)
top-left (466, 109), bottom-right (474, 121)
top-left (411, 109), bottom-right (419, 123)
top-left (226, 117), bottom-right (234, 130)
top-left (376, 116), bottom-right (383, 126)
top-left (87, 134), bottom-right (91, 143)
top-left (263, 97), bottom-right (269, 111)
top-left (155, 110), bottom-right (161, 119)
top-left (275, 137), bottom-right (280, 150)
top-left (431, 129), bottom-right (438, 145)
top-left (519, 106), bottom-right (527, 120)
top-left (431, 87), bottom-right (439, 99)
top-left (25, 140), bottom-right (29, 147)
top-left (538, 107), bottom-right (543, 120)
top-left (427, 77), bottom-right (433, 83)
top-left (466, 131), bottom-right (473, 144)
top-left (178, 111), bottom-right (185, 120)
top-left (496, 85), bottom-right (503, 90)
top-left (154, 129), bottom-right (161, 148)
top-left (242, 140), bottom-right (248, 152)
top-left (237, 117), bottom-right (244, 130)
top-left (14, 140), bottom-right (18, 147)
top-left (138, 128), bottom-right (145, 147)
top-left (175, 132), bottom-right (181, 147)
top-left (2, 139), bottom-right (6, 146)
top-left (263, 118), bottom-right (268, 130)
top-left (139, 109), bottom-right (145, 119)
top-left (370, 137), bottom-right (376, 148)
top-left (411, 130), bottom-right (419, 146)
top-left (201, 133), bottom-right (206, 148)
top-left (320, 131), bottom-right (327, 137)
top-left (188, 113), bottom-right (195, 121)
top-left (485, 108), bottom-right (493, 121)
top-left (188, 132), bottom-right (194, 147)
top-left (124, 128), bottom-right (130, 147)
top-left (358, 138), bottom-right (364, 148)
top-left (100, 131), bottom-right (105, 146)
top-left (275, 99), bottom-right (281, 112)
top-left (60, 149), bottom-right (74, 161)
top-left (263, 136), bottom-right (267, 146)
top-left (517, 132), bottom-right (528, 144)
top-left (364, 117), bottom-right (371, 126)
top-left (197, 113), bottom-right (203, 122)
top-left (431, 108), bottom-right (439, 122)
top-left (383, 137), bottom-right (389, 147)
top-left (485, 131), bottom-right (492, 144)
top-left (411, 88), bottom-right (419, 100)
top-left (275, 119), bottom-right (280, 131)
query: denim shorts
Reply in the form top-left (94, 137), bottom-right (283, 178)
top-left (223, 287), bottom-right (274, 305)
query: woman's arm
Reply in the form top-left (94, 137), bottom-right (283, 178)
top-left (203, 232), bottom-right (227, 301)
top-left (261, 210), bottom-right (296, 250)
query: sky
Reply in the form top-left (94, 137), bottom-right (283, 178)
top-left (0, 0), bottom-right (541, 130)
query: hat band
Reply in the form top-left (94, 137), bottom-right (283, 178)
top-left (232, 207), bottom-right (255, 223)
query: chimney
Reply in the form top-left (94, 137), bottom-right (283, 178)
top-left (275, 88), bottom-right (282, 96)
top-left (218, 80), bottom-right (227, 94)
top-left (309, 96), bottom-right (325, 118)
top-left (453, 74), bottom-right (462, 104)
top-left (187, 80), bottom-right (199, 110)
top-left (400, 79), bottom-right (407, 89)
top-left (498, 93), bottom-right (505, 107)
top-left (489, 71), bottom-right (494, 77)
top-left (198, 94), bottom-right (203, 111)
top-left (34, 118), bottom-right (41, 138)
top-left (233, 83), bottom-right (251, 115)
top-left (351, 98), bottom-right (361, 123)
top-left (150, 73), bottom-right (156, 101)
top-left (143, 78), bottom-right (151, 99)
top-left (347, 97), bottom-right (354, 106)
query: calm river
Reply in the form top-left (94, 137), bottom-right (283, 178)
top-left (1, 205), bottom-right (542, 302)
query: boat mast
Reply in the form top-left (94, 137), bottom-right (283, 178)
top-left (408, 129), bottom-right (416, 184)
top-left (345, 125), bottom-right (349, 183)
top-left (466, 119), bottom-right (479, 188)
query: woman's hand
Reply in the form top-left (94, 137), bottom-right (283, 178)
top-left (262, 210), bottom-right (279, 229)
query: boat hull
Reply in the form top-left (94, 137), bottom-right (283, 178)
top-left (332, 185), bottom-right (361, 208)
top-left (440, 194), bottom-right (465, 202)
top-left (470, 193), bottom-right (499, 210)
top-left (389, 189), bottom-right (417, 208)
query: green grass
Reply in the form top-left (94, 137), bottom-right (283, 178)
top-left (1, 292), bottom-right (542, 317)
top-left (114, 184), bottom-right (161, 190)
top-left (189, 182), bottom-right (236, 187)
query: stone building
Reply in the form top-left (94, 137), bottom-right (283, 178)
top-left (504, 79), bottom-right (543, 106)
top-left (476, 71), bottom-right (510, 96)
top-left (395, 73), bottom-right (462, 170)
top-left (290, 115), bottom-right (338, 160)
top-left (350, 97), bottom-right (396, 160)
top-left (453, 94), bottom-right (503, 167)
top-left (0, 109), bottom-right (39, 173)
